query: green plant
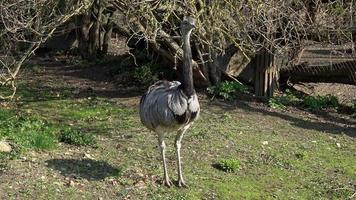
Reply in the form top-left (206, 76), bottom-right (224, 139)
top-left (215, 158), bottom-right (241, 172)
top-left (295, 151), bottom-right (308, 160)
top-left (352, 100), bottom-right (356, 118)
top-left (207, 81), bottom-right (248, 101)
top-left (134, 64), bottom-right (159, 86)
top-left (268, 90), bottom-right (301, 109)
top-left (59, 128), bottom-right (96, 146)
top-left (268, 97), bottom-right (287, 110)
top-left (302, 95), bottom-right (338, 110)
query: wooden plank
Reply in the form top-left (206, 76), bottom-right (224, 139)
top-left (261, 53), bottom-right (265, 96)
top-left (269, 55), bottom-right (274, 97)
top-left (264, 52), bottom-right (269, 97)
top-left (255, 53), bottom-right (261, 96)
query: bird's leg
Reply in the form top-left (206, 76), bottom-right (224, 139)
top-left (175, 125), bottom-right (190, 187)
top-left (158, 133), bottom-right (172, 187)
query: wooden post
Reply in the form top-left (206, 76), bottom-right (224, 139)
top-left (254, 50), bottom-right (278, 97)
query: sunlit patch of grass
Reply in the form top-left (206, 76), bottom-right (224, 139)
top-left (0, 108), bottom-right (58, 151)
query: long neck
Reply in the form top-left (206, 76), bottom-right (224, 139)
top-left (181, 30), bottom-right (195, 97)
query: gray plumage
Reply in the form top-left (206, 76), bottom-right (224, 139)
top-left (140, 81), bottom-right (200, 130)
top-left (139, 16), bottom-right (199, 187)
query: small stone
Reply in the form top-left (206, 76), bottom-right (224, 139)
top-left (84, 153), bottom-right (95, 160)
top-left (262, 141), bottom-right (269, 145)
top-left (68, 180), bottom-right (76, 187)
top-left (0, 141), bottom-right (12, 153)
top-left (134, 180), bottom-right (146, 189)
top-left (336, 143), bottom-right (341, 148)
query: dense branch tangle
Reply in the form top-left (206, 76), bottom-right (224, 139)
top-left (0, 0), bottom-right (91, 99)
top-left (0, 0), bottom-right (354, 98)
top-left (109, 0), bottom-right (354, 86)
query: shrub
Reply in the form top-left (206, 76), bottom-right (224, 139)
top-left (207, 81), bottom-right (248, 101)
top-left (268, 90), bottom-right (301, 109)
top-left (134, 64), bottom-right (159, 86)
top-left (59, 128), bottom-right (96, 146)
top-left (302, 95), bottom-right (338, 110)
top-left (268, 91), bottom-right (339, 111)
top-left (215, 158), bottom-right (241, 172)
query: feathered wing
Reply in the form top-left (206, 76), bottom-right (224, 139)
top-left (140, 81), bottom-right (186, 130)
top-left (187, 93), bottom-right (200, 120)
top-left (139, 81), bottom-right (199, 130)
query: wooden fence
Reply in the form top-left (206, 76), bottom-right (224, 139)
top-left (254, 51), bottom-right (278, 97)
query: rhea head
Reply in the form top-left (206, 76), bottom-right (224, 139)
top-left (180, 16), bottom-right (196, 36)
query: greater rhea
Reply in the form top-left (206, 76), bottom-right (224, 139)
top-left (139, 16), bottom-right (200, 187)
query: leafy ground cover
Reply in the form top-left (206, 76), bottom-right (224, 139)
top-left (0, 58), bottom-right (355, 199)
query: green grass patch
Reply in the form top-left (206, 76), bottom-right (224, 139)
top-left (207, 81), bottom-right (248, 101)
top-left (59, 128), bottom-right (96, 146)
top-left (214, 158), bottom-right (241, 172)
top-left (15, 81), bottom-right (73, 102)
top-left (0, 108), bottom-right (57, 151)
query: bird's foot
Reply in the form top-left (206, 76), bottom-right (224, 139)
top-left (163, 179), bottom-right (173, 187)
top-left (177, 179), bottom-right (188, 188)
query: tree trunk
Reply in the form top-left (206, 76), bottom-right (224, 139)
top-left (101, 11), bottom-right (114, 56)
top-left (78, 0), bottom-right (107, 61)
top-left (88, 0), bottom-right (103, 61)
top-left (78, 14), bottom-right (91, 60)
top-left (208, 51), bottom-right (221, 86)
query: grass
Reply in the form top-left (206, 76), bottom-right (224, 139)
top-left (0, 69), bottom-right (355, 199)
top-left (0, 109), bottom-right (58, 152)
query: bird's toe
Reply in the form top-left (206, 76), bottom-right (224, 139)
top-left (164, 179), bottom-right (173, 187)
top-left (178, 180), bottom-right (188, 188)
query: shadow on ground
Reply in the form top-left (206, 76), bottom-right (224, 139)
top-left (228, 100), bottom-right (356, 138)
top-left (45, 159), bottom-right (121, 181)
top-left (19, 55), bottom-right (144, 102)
